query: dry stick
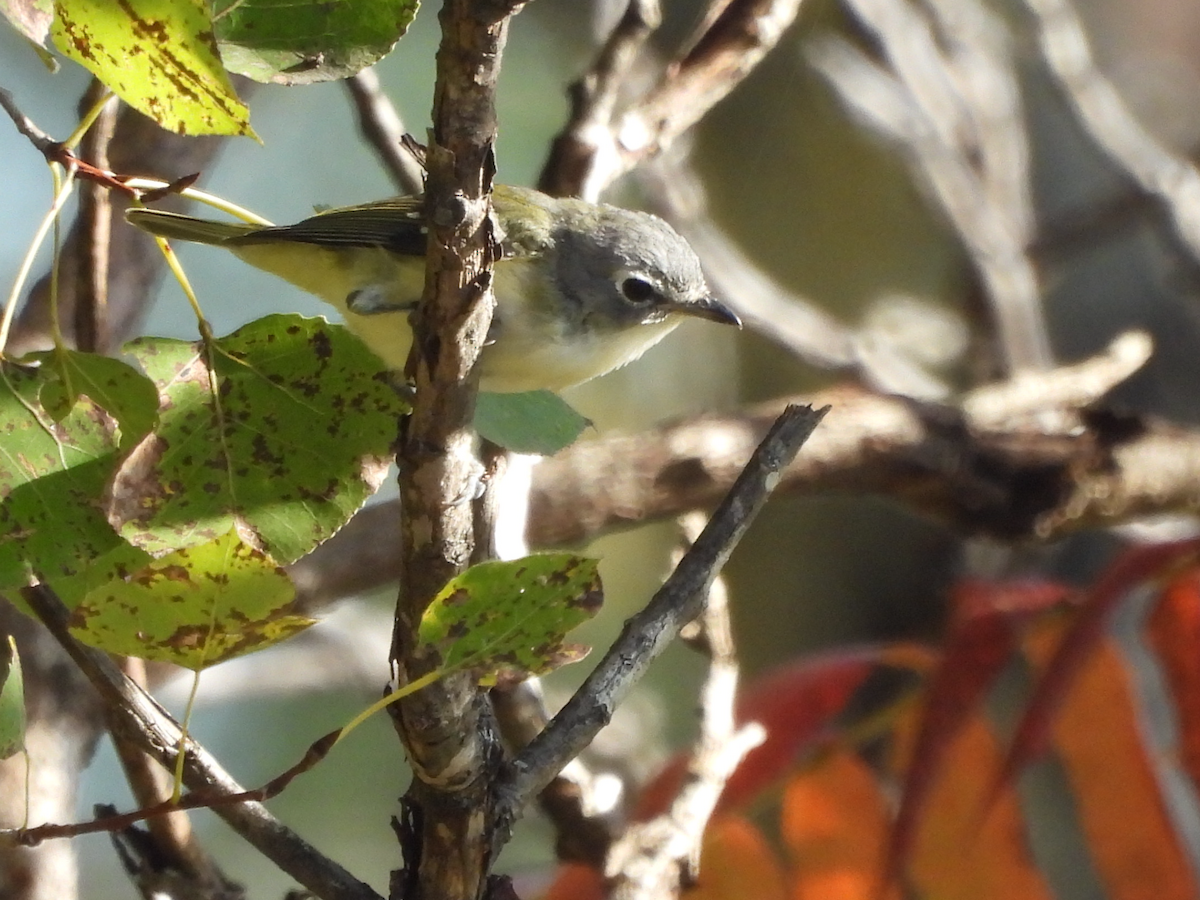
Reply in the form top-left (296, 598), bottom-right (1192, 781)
top-left (1021, 0), bottom-right (1200, 264)
top-left (492, 404), bottom-right (826, 850)
top-left (73, 81), bottom-right (116, 354)
top-left (387, 2), bottom-right (528, 899)
top-left (606, 514), bottom-right (763, 900)
top-left (806, 0), bottom-right (1051, 376)
top-left (344, 69), bottom-right (427, 197)
top-left (538, 0), bottom-right (661, 200)
top-left (18, 586), bottom-right (383, 900)
top-left (287, 331), bottom-right (1156, 608)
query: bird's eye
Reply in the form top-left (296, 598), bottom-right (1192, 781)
top-left (620, 276), bottom-right (659, 306)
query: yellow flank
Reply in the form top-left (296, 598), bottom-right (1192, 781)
top-left (227, 242), bottom-right (421, 370)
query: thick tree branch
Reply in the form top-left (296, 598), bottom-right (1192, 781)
top-left (289, 333), bottom-right (1167, 609)
top-left (388, 2), bottom-right (527, 899)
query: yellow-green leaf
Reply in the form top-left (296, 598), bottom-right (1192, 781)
top-left (0, 636), bottom-right (25, 759)
top-left (69, 528), bottom-right (311, 669)
top-left (419, 554), bottom-right (603, 685)
top-left (52, 0), bottom-right (253, 136)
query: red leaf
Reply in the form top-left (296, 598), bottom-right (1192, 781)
top-left (1147, 565), bottom-right (1200, 795)
top-left (884, 579), bottom-right (1070, 885)
top-left (990, 539), bottom-right (1200, 807)
top-left (635, 645), bottom-right (931, 820)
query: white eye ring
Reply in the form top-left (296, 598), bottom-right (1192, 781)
top-left (617, 272), bottom-right (661, 306)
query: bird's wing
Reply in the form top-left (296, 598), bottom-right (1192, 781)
top-left (230, 197), bottom-right (428, 255)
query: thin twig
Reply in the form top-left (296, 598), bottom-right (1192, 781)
top-left (606, 514), bottom-right (763, 899)
top-left (806, 0), bottom-right (1051, 375)
top-left (344, 69), bottom-right (426, 196)
top-left (538, 0), bottom-right (661, 199)
top-left (18, 586), bottom-right (383, 900)
top-left (1021, 0), bottom-right (1200, 266)
top-left (492, 404), bottom-right (826, 851)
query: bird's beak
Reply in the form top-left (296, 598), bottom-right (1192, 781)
top-left (676, 295), bottom-right (742, 327)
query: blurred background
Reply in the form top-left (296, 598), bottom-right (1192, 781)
top-left (5, 0), bottom-right (1200, 895)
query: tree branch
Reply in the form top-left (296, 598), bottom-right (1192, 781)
top-left (491, 404), bottom-right (825, 849)
top-left (16, 586), bottom-right (382, 900)
top-left (388, 2), bottom-right (527, 898)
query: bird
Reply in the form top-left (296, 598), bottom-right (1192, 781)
top-left (126, 185), bottom-right (740, 393)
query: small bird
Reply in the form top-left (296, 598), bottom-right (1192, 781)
top-left (126, 185), bottom-right (740, 393)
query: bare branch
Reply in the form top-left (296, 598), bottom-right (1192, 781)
top-left (287, 332), bottom-right (1166, 610)
top-left (610, 0), bottom-right (805, 180)
top-left (806, 0), bottom-right (1051, 375)
top-left (539, 0), bottom-right (661, 199)
top-left (1021, 0), bottom-right (1200, 266)
top-left (492, 404), bottom-right (825, 849)
top-left (344, 69), bottom-right (427, 196)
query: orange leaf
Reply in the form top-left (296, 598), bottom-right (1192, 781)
top-left (1024, 626), bottom-right (1199, 900)
top-left (993, 539), bottom-right (1200, 798)
top-left (885, 579), bottom-right (1069, 882)
top-left (1147, 565), bottom-right (1200, 793)
top-left (685, 815), bottom-right (789, 900)
top-left (781, 748), bottom-right (897, 900)
top-left (636, 647), bottom-right (925, 819)
top-left (892, 705), bottom-right (1054, 900)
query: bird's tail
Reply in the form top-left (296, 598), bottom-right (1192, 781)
top-left (125, 208), bottom-right (264, 245)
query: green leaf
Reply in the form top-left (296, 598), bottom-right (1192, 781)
top-left (213, 0), bottom-right (419, 85)
top-left (69, 528), bottom-right (311, 669)
top-left (32, 349), bottom-right (158, 447)
top-left (1, 0), bottom-right (52, 45)
top-left (474, 390), bottom-right (590, 455)
top-left (0, 636), bottom-right (25, 759)
top-left (419, 554), bottom-right (603, 685)
top-left (51, 0), bottom-right (253, 137)
top-left (113, 314), bottom-right (407, 565)
top-left (0, 360), bottom-right (150, 605)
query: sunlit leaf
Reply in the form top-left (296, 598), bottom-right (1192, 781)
top-left (890, 702), bottom-right (1053, 900)
top-left (32, 349), bottom-right (157, 446)
top-left (418, 554), bottom-right (602, 684)
top-left (0, 359), bottom-right (149, 604)
top-left (113, 315), bottom-right (407, 565)
top-left (782, 749), bottom-right (897, 900)
top-left (0, 636), bottom-right (25, 759)
top-left (69, 527), bottom-right (311, 669)
top-left (213, 0), bottom-right (419, 85)
top-left (51, 0), bottom-right (253, 136)
top-left (474, 390), bottom-right (590, 455)
top-left (688, 816), bottom-right (789, 900)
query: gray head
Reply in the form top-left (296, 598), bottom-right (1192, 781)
top-left (550, 204), bottom-right (740, 333)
